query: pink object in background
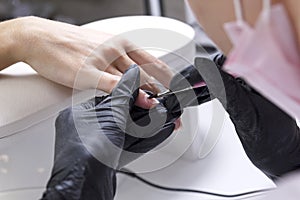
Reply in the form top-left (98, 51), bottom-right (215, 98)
top-left (223, 1), bottom-right (300, 120)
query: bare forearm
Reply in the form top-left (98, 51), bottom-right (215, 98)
top-left (0, 18), bottom-right (22, 71)
top-left (0, 16), bottom-right (168, 109)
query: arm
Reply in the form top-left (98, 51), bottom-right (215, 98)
top-left (0, 19), bottom-right (20, 70)
top-left (0, 16), bottom-right (173, 108)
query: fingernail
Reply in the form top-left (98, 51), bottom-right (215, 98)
top-left (149, 98), bottom-right (159, 105)
top-left (146, 95), bottom-right (159, 108)
top-left (174, 119), bottom-right (182, 130)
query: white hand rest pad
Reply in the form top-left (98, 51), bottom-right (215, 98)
top-left (0, 63), bottom-right (72, 137)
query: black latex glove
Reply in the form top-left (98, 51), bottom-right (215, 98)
top-left (118, 102), bottom-right (176, 167)
top-left (195, 57), bottom-right (300, 179)
top-left (161, 64), bottom-right (211, 115)
top-left (41, 65), bottom-right (142, 200)
top-left (118, 65), bottom-right (216, 167)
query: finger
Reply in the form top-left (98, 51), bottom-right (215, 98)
top-left (161, 85), bottom-right (211, 117)
top-left (113, 54), bottom-right (135, 72)
top-left (118, 123), bottom-right (175, 168)
top-left (110, 64), bottom-right (140, 105)
top-left (194, 57), bottom-right (229, 106)
top-left (123, 128), bottom-right (175, 154)
top-left (169, 65), bottom-right (205, 91)
top-left (85, 46), bottom-right (124, 77)
top-left (139, 71), bottom-right (161, 94)
top-left (74, 67), bottom-right (120, 93)
top-left (104, 65), bottom-right (123, 77)
top-left (174, 118), bottom-right (182, 130)
top-left (126, 45), bottom-right (174, 88)
top-left (134, 89), bottom-right (159, 109)
top-left (114, 54), bottom-right (161, 94)
top-left (96, 72), bottom-right (120, 93)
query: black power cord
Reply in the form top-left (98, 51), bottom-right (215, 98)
top-left (117, 169), bottom-right (274, 199)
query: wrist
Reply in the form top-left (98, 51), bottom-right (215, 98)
top-left (1, 16), bottom-right (45, 67)
top-left (0, 18), bottom-right (22, 70)
top-left (8, 16), bottom-right (39, 64)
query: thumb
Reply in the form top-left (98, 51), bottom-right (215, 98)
top-left (110, 64), bottom-right (140, 107)
top-left (194, 57), bottom-right (228, 107)
top-left (169, 64), bottom-right (204, 91)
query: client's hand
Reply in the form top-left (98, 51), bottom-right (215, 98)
top-left (1, 16), bottom-right (174, 109)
